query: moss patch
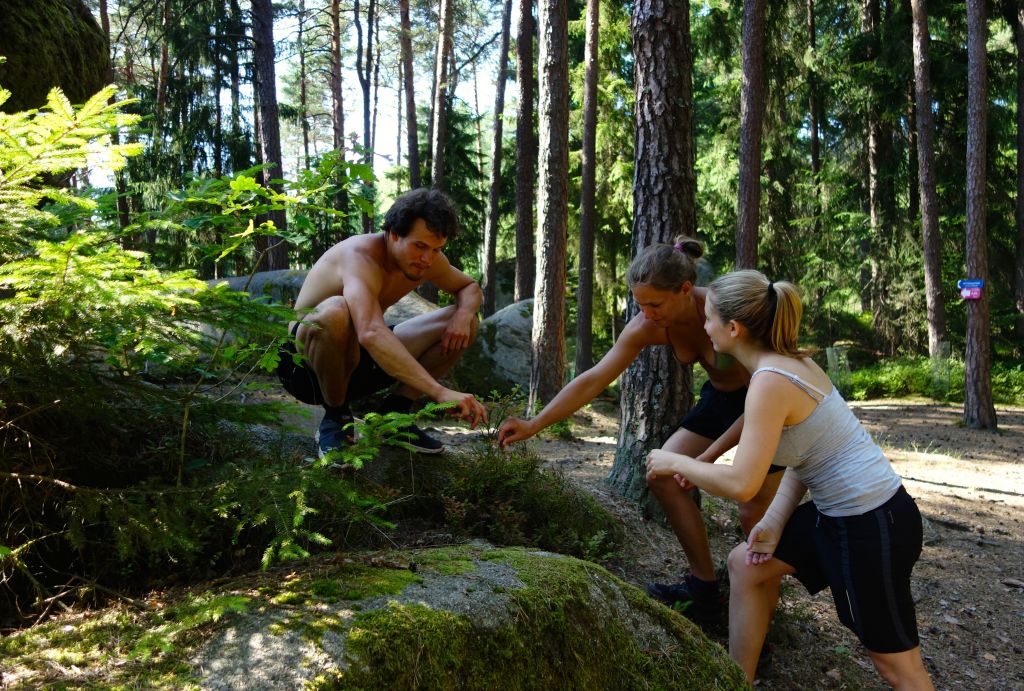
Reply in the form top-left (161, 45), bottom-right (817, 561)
top-left (332, 546), bottom-right (748, 690)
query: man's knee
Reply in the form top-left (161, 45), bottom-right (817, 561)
top-left (302, 296), bottom-right (354, 346)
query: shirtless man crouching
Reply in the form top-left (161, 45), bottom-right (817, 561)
top-left (277, 188), bottom-right (488, 457)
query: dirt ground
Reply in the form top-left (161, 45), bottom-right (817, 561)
top-left (434, 399), bottom-right (1024, 690)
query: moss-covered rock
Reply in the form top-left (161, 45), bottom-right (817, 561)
top-left (0, 0), bottom-right (110, 112)
top-left (0, 545), bottom-right (748, 689)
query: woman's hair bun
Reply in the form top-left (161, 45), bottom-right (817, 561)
top-left (673, 235), bottom-right (704, 259)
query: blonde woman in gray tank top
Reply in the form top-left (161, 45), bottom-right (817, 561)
top-left (645, 270), bottom-right (932, 689)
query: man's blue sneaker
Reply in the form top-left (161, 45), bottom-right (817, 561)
top-left (315, 414), bottom-right (354, 459)
top-left (391, 423), bottom-right (445, 454)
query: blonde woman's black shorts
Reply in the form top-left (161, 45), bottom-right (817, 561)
top-left (773, 485), bottom-right (923, 653)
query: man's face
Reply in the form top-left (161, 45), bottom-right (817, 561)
top-left (391, 218), bottom-right (447, 280)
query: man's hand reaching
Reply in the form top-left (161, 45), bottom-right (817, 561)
top-left (437, 388), bottom-right (487, 428)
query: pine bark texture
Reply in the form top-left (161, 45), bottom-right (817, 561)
top-left (431, 0), bottom-right (455, 190)
top-left (1013, 8), bottom-right (1024, 341)
top-left (910, 0), bottom-right (947, 357)
top-left (331, 0), bottom-right (344, 153)
top-left (482, 0), bottom-right (513, 317)
top-left (355, 0), bottom-right (377, 233)
top-left (529, 0), bottom-right (569, 410)
top-left (609, 0), bottom-right (695, 503)
top-left (514, 0), bottom-right (536, 302)
top-left (251, 0), bottom-right (289, 270)
top-left (399, 0), bottom-right (421, 189)
top-left (963, 0), bottom-right (997, 429)
top-left (574, 0), bottom-right (599, 375)
top-left (807, 0), bottom-right (821, 236)
top-left (735, 0), bottom-right (767, 269)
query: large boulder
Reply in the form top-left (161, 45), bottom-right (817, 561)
top-left (207, 270), bottom-right (437, 326)
top-left (0, 0), bottom-right (110, 112)
top-left (189, 544), bottom-right (747, 689)
top-left (451, 299), bottom-right (533, 396)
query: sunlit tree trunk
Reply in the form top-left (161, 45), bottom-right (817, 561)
top-left (251, 0), bottom-right (289, 269)
top-left (963, 0), bottom-right (996, 430)
top-left (574, 0), bottom-right (599, 374)
top-left (514, 0), bottom-right (536, 302)
top-left (609, 0), bottom-right (695, 504)
top-left (910, 0), bottom-right (947, 357)
top-left (99, 0), bottom-right (132, 235)
top-left (735, 0), bottom-right (767, 269)
top-left (482, 0), bottom-right (513, 317)
top-left (399, 0), bottom-right (421, 188)
top-left (529, 0), bottom-right (569, 410)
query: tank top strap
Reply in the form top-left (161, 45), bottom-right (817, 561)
top-left (751, 366), bottom-right (830, 402)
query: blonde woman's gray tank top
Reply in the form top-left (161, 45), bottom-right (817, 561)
top-left (751, 366), bottom-right (902, 517)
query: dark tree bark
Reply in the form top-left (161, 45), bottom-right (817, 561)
top-left (963, 0), bottom-right (996, 429)
top-left (298, 0), bottom-right (310, 170)
top-left (574, 0), bottom-right (599, 374)
top-left (735, 0), bottom-right (767, 269)
top-left (354, 0), bottom-right (377, 233)
top-left (1009, 6), bottom-right (1024, 342)
top-left (514, 0), bottom-right (536, 302)
top-left (399, 0), bottom-right (421, 189)
top-left (529, 0), bottom-right (569, 410)
top-left (482, 0), bottom-right (513, 317)
top-left (807, 0), bottom-right (821, 234)
top-left (251, 0), bottom-right (289, 269)
top-left (431, 0), bottom-right (456, 190)
top-left (608, 0), bottom-right (695, 504)
top-left (910, 0), bottom-right (948, 357)
top-left (330, 0), bottom-right (345, 153)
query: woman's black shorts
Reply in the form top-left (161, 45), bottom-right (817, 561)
top-left (773, 485), bottom-right (923, 653)
top-left (679, 381), bottom-right (783, 474)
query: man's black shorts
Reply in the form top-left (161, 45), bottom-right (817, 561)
top-left (679, 381), bottom-right (784, 474)
top-left (773, 485), bottom-right (923, 653)
top-left (276, 322), bottom-right (397, 405)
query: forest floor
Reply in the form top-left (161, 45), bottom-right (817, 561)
top-left (429, 398), bottom-right (1024, 690)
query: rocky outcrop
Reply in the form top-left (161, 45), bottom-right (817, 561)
top-left (450, 299), bottom-right (533, 395)
top-left (190, 543), bottom-right (746, 690)
top-left (0, 0), bottom-right (110, 112)
top-left (207, 269), bottom-right (437, 326)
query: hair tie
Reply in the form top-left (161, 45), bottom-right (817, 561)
top-left (767, 281), bottom-right (774, 294)
top-left (673, 243), bottom-right (685, 252)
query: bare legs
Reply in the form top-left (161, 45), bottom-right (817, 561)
top-left (296, 301), bottom-right (476, 406)
top-left (868, 649), bottom-right (934, 690)
top-left (726, 543), bottom-right (793, 681)
top-left (646, 427), bottom-right (783, 582)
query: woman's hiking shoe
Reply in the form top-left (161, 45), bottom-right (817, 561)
top-left (391, 423), bottom-right (445, 454)
top-left (646, 575), bottom-right (724, 624)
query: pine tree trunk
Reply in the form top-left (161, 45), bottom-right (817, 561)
top-left (574, 0), bottom-right (599, 375)
top-left (735, 0), bottom-right (767, 269)
top-left (529, 0), bottom-right (569, 410)
top-left (482, 0), bottom-right (513, 317)
top-left (431, 0), bottom-right (455, 191)
top-left (963, 0), bottom-right (997, 430)
top-left (298, 0), bottom-right (310, 171)
top-left (331, 0), bottom-right (345, 153)
top-left (1012, 8), bottom-right (1024, 343)
top-left (807, 0), bottom-right (821, 235)
top-left (910, 0), bottom-right (947, 357)
top-left (354, 0), bottom-right (376, 233)
top-left (609, 0), bottom-right (695, 504)
top-left (251, 0), bottom-right (289, 270)
top-left (399, 0), bottom-right (421, 189)
top-left (514, 0), bottom-right (536, 302)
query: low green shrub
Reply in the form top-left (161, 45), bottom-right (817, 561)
top-left (847, 356), bottom-right (1024, 405)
